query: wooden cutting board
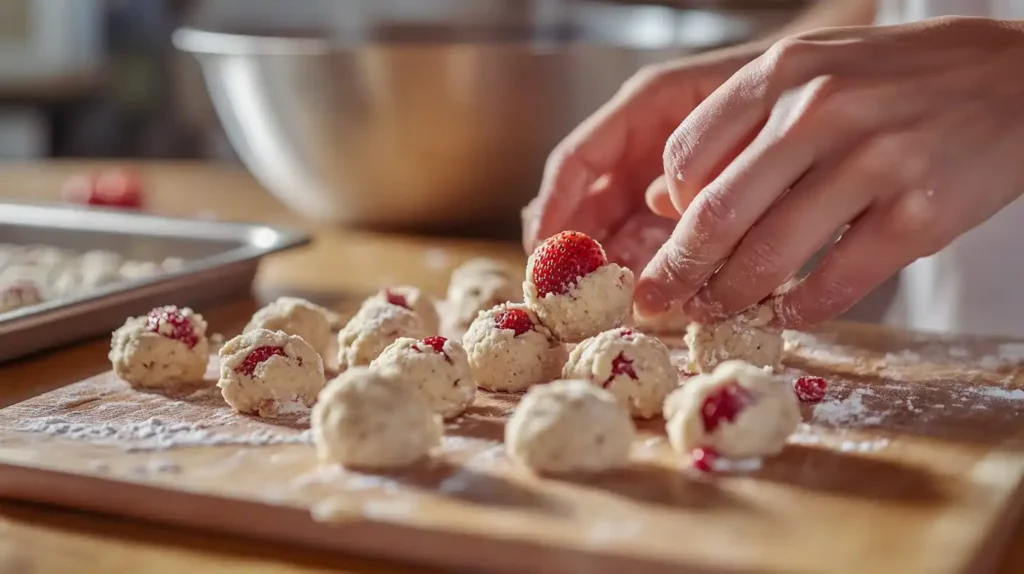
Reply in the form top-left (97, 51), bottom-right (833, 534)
top-left (0, 323), bottom-right (1023, 573)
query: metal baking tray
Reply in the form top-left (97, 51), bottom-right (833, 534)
top-left (0, 202), bottom-right (310, 364)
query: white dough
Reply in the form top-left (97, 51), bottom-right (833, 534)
top-left (337, 298), bottom-right (427, 371)
top-left (685, 303), bottom-right (784, 373)
top-left (663, 360), bottom-right (800, 459)
top-left (109, 307), bottom-right (210, 389)
top-left (524, 263), bottom-right (634, 343)
top-left (244, 296), bottom-right (338, 358)
top-left (0, 280), bottom-right (43, 313)
top-left (217, 329), bottom-right (326, 417)
top-left (312, 367), bottom-right (442, 469)
top-left (445, 258), bottom-right (523, 331)
top-left (370, 285), bottom-right (441, 334)
top-left (562, 327), bottom-right (678, 419)
top-left (462, 303), bottom-right (565, 392)
top-left (370, 336), bottom-right (476, 419)
top-left (505, 379), bottom-right (635, 473)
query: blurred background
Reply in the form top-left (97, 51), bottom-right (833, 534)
top-left (0, 0), bottom-right (805, 236)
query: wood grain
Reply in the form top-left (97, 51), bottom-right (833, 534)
top-left (2, 161), bottom-right (1024, 573)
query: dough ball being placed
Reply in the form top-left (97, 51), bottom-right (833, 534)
top-left (218, 328), bottom-right (326, 417)
top-left (312, 367), bottom-right (442, 469)
top-left (663, 360), bottom-right (799, 461)
top-left (369, 285), bottom-right (440, 334)
top-left (370, 336), bottom-right (475, 419)
top-left (0, 280), bottom-right (43, 313)
top-left (445, 257), bottom-right (523, 331)
top-left (524, 231), bottom-right (634, 343)
top-left (337, 298), bottom-right (427, 371)
top-left (244, 296), bottom-right (338, 358)
top-left (563, 327), bottom-right (678, 419)
top-left (462, 302), bottom-right (565, 392)
top-left (685, 303), bottom-right (783, 374)
top-left (109, 305), bottom-right (210, 389)
top-left (506, 379), bottom-right (635, 474)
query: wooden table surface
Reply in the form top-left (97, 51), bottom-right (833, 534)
top-left (1, 160), bottom-right (1022, 573)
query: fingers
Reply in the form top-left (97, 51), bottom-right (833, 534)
top-left (602, 210), bottom-right (676, 274)
top-left (644, 176), bottom-right (680, 219)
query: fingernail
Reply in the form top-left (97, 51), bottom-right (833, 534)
top-left (634, 278), bottom-right (671, 316)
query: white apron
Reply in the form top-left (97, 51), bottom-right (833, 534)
top-left (878, 1), bottom-right (1024, 336)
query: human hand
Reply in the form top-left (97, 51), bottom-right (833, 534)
top-left (520, 44), bottom-right (764, 273)
top-left (637, 16), bottom-right (1024, 329)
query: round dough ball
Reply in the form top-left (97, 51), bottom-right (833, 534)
top-left (663, 360), bottom-right (799, 459)
top-left (445, 258), bottom-right (523, 330)
top-left (462, 303), bottom-right (565, 392)
top-left (563, 327), bottom-right (678, 419)
top-left (109, 305), bottom-right (210, 389)
top-left (337, 299), bottom-right (427, 371)
top-left (244, 297), bottom-right (338, 358)
top-left (370, 285), bottom-right (440, 334)
top-left (523, 234), bottom-right (634, 343)
top-left (0, 280), bottom-right (43, 313)
top-left (369, 336), bottom-right (475, 419)
top-left (312, 367), bottom-right (442, 469)
top-left (506, 379), bottom-right (635, 473)
top-left (218, 328), bottom-right (326, 417)
top-left (685, 303), bottom-right (783, 374)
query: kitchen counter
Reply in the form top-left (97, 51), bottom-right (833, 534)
top-left (0, 161), bottom-right (1021, 573)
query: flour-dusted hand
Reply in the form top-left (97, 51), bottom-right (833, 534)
top-left (637, 17), bottom-right (1024, 329)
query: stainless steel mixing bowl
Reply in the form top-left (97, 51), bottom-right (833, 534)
top-left (174, 3), bottom-right (788, 233)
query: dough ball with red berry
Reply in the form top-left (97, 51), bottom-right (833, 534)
top-left (370, 336), bottom-right (475, 419)
top-left (218, 328), bottom-right (326, 417)
top-left (445, 258), bottom-right (523, 332)
top-left (562, 327), bottom-right (678, 419)
top-left (663, 360), bottom-right (799, 462)
top-left (524, 231), bottom-right (634, 343)
top-left (505, 379), bottom-right (635, 473)
top-left (336, 298), bottom-right (427, 371)
top-left (368, 286), bottom-right (440, 334)
top-left (0, 280), bottom-right (43, 313)
top-left (685, 302), bottom-right (783, 374)
top-left (109, 305), bottom-right (210, 389)
top-left (244, 296), bottom-right (339, 359)
top-left (462, 303), bottom-right (566, 392)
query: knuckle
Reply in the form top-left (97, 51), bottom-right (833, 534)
top-left (763, 36), bottom-right (815, 85)
top-left (857, 135), bottom-right (925, 187)
top-left (689, 188), bottom-right (735, 232)
top-left (885, 191), bottom-right (949, 255)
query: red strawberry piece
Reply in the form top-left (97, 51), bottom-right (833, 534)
top-left (692, 447), bottom-right (719, 472)
top-left (419, 336), bottom-right (452, 363)
top-left (383, 288), bottom-right (410, 309)
top-left (494, 308), bottom-right (533, 337)
top-left (617, 328), bottom-right (638, 340)
top-left (701, 382), bottom-right (755, 432)
top-left (603, 352), bottom-right (637, 388)
top-left (794, 375), bottom-right (827, 403)
top-left (530, 231), bottom-right (607, 296)
top-left (2, 281), bottom-right (40, 301)
top-left (145, 305), bottom-right (199, 348)
top-left (234, 345), bottom-right (287, 376)
top-left (63, 168), bottom-right (144, 210)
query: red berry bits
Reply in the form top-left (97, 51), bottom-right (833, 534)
top-left (2, 280), bottom-right (40, 300)
top-left (603, 352), bottom-right (637, 388)
top-left (617, 328), bottom-right (638, 340)
top-left (529, 231), bottom-right (607, 297)
top-left (145, 305), bottom-right (199, 349)
top-left (494, 308), bottom-right (533, 337)
top-left (691, 447), bottom-right (719, 472)
top-left (383, 288), bottom-right (410, 309)
top-left (794, 375), bottom-right (827, 403)
top-left (62, 168), bottom-right (144, 210)
top-left (234, 345), bottom-right (287, 376)
top-left (701, 383), bottom-right (755, 432)
top-left (420, 336), bottom-right (452, 363)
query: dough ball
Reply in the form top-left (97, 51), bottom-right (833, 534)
top-left (370, 336), bottom-right (475, 419)
top-left (685, 303), bottom-right (783, 374)
top-left (523, 231), bottom-right (634, 343)
top-left (244, 297), bottom-right (338, 358)
top-left (109, 305), bottom-right (210, 389)
top-left (312, 367), bottom-right (442, 469)
top-left (663, 360), bottom-right (799, 459)
top-left (505, 379), bottom-right (635, 473)
top-left (0, 280), bottom-right (43, 313)
top-left (369, 285), bottom-right (440, 334)
top-left (462, 302), bottom-right (565, 392)
top-left (218, 328), bottom-right (326, 417)
top-left (563, 327), bottom-right (678, 419)
top-left (445, 258), bottom-right (523, 331)
top-left (337, 298), bottom-right (427, 371)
